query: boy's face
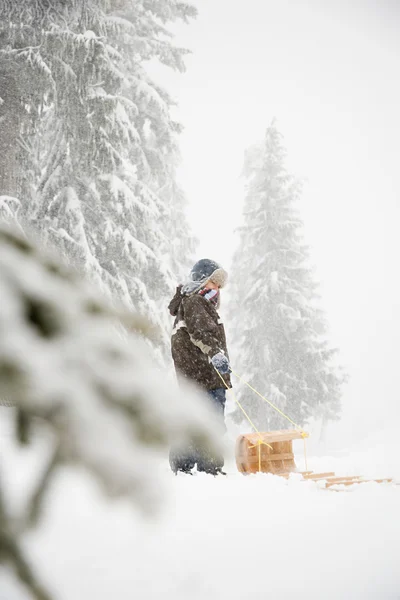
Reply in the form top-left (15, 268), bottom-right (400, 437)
top-left (204, 280), bottom-right (219, 291)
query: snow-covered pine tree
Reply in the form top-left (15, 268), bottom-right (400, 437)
top-left (104, 2), bottom-right (197, 316)
top-left (0, 0), bottom-right (197, 353)
top-left (147, 130), bottom-right (197, 282)
top-left (160, 177), bottom-right (197, 281)
top-left (228, 120), bottom-right (344, 431)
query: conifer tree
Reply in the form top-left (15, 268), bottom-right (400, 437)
top-left (228, 120), bottom-right (344, 431)
top-left (0, 0), bottom-right (197, 352)
top-left (154, 139), bottom-right (197, 283)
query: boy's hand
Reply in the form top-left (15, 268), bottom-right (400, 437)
top-left (211, 352), bottom-right (231, 375)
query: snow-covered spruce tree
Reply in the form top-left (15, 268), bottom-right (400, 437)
top-left (101, 2), bottom-right (198, 326)
top-left (161, 179), bottom-right (197, 281)
top-left (228, 121), bottom-right (344, 431)
top-left (154, 142), bottom-right (197, 283)
top-left (0, 0), bottom-right (197, 353)
top-left (0, 225), bottom-right (217, 600)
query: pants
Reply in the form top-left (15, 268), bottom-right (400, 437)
top-left (169, 388), bottom-right (226, 474)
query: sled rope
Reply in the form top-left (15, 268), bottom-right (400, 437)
top-left (214, 369), bottom-right (273, 451)
top-left (248, 438), bottom-right (270, 472)
top-left (230, 369), bottom-right (309, 471)
top-left (231, 369), bottom-right (309, 471)
top-left (303, 435), bottom-right (309, 472)
top-left (231, 369), bottom-right (308, 436)
top-left (214, 367), bottom-right (309, 472)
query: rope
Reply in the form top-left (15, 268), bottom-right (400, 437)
top-left (230, 369), bottom-right (309, 472)
top-left (303, 435), bottom-right (309, 472)
top-left (214, 366), bottom-right (309, 472)
top-left (214, 368), bottom-right (273, 451)
top-left (231, 369), bottom-right (308, 437)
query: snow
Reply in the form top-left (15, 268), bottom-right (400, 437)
top-left (0, 227), bottom-right (219, 511)
top-left (0, 196), bottom-right (21, 224)
top-left (1, 409), bottom-right (399, 600)
top-left (1, 4), bottom-right (398, 599)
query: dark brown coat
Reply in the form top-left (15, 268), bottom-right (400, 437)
top-left (169, 287), bottom-right (231, 391)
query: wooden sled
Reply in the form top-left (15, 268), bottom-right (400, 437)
top-left (235, 429), bottom-right (394, 489)
top-left (236, 429), bottom-right (308, 475)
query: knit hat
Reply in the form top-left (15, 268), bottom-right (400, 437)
top-left (182, 259), bottom-right (228, 295)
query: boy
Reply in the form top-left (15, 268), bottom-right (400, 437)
top-left (168, 259), bottom-right (231, 475)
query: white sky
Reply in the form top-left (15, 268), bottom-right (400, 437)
top-left (149, 0), bottom-right (400, 440)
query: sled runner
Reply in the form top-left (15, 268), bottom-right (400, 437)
top-left (278, 471), bottom-right (393, 488)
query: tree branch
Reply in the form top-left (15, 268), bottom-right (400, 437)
top-left (24, 444), bottom-right (61, 530)
top-left (0, 475), bottom-right (54, 600)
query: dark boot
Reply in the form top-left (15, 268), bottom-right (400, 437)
top-left (173, 468), bottom-right (194, 476)
top-left (206, 467), bottom-right (227, 477)
top-left (169, 444), bottom-right (196, 475)
top-left (196, 447), bottom-right (225, 475)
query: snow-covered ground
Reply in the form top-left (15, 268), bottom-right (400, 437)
top-left (1, 409), bottom-right (399, 600)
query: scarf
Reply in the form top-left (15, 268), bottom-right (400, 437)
top-left (198, 286), bottom-right (220, 307)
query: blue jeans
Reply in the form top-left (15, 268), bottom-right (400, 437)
top-left (169, 388), bottom-right (226, 474)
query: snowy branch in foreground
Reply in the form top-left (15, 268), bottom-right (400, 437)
top-left (0, 225), bottom-right (218, 600)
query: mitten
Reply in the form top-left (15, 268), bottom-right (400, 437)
top-left (211, 352), bottom-right (231, 375)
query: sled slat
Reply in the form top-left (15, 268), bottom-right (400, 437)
top-left (244, 429), bottom-right (307, 444)
top-left (324, 476), bottom-right (362, 484)
top-left (326, 478), bottom-right (393, 488)
top-left (303, 472), bottom-right (336, 480)
top-left (246, 453), bottom-right (293, 463)
top-left (279, 471), bottom-right (316, 478)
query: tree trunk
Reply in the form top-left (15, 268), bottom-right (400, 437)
top-left (0, 72), bottom-right (21, 197)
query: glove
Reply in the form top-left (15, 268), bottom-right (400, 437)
top-left (211, 352), bottom-right (231, 375)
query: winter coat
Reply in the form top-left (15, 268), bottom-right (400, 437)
top-left (169, 286), bottom-right (231, 391)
